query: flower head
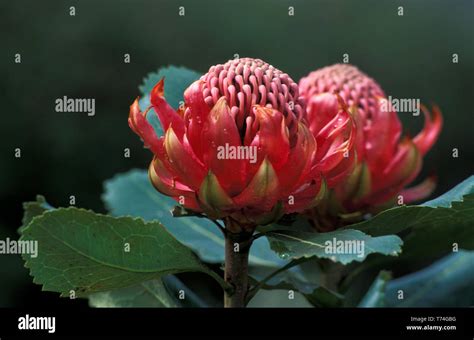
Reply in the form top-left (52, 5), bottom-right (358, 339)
top-left (129, 58), bottom-right (357, 229)
top-left (299, 64), bottom-right (442, 227)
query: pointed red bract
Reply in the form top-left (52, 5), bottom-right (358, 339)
top-left (128, 98), bottom-right (164, 156)
top-left (413, 105), bottom-right (443, 156)
top-left (202, 97), bottom-right (247, 196)
top-left (150, 79), bottom-right (185, 139)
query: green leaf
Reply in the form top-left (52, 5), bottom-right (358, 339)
top-left (358, 271), bottom-right (391, 307)
top-left (266, 229), bottom-right (403, 265)
top-left (384, 250), bottom-right (474, 307)
top-left (20, 207), bottom-right (221, 297)
top-left (88, 279), bottom-right (179, 307)
top-left (102, 169), bottom-right (286, 268)
top-left (340, 177), bottom-right (474, 295)
top-left (18, 196), bottom-right (206, 306)
top-left (348, 176), bottom-right (474, 238)
top-left (422, 175), bottom-right (474, 208)
top-left (18, 195), bottom-right (52, 234)
top-left (138, 66), bottom-right (202, 137)
top-left (356, 250), bottom-right (474, 307)
top-left (346, 197), bottom-right (474, 262)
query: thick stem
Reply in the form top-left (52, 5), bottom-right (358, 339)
top-left (224, 231), bottom-right (253, 308)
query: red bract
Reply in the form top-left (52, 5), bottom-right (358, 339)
top-left (304, 92), bottom-right (357, 190)
top-left (299, 64), bottom-right (443, 224)
top-left (129, 58), bottom-right (355, 229)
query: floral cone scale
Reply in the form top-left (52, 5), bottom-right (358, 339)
top-left (299, 64), bottom-right (443, 223)
top-left (129, 58), bottom-right (355, 228)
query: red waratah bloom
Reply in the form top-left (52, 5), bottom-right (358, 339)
top-left (299, 64), bottom-right (443, 227)
top-left (128, 58), bottom-right (355, 229)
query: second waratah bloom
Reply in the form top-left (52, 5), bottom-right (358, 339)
top-left (129, 58), bottom-right (355, 229)
top-left (299, 64), bottom-right (442, 227)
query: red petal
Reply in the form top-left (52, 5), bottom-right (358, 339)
top-left (201, 97), bottom-right (247, 196)
top-left (413, 105), bottom-right (443, 156)
top-left (149, 157), bottom-right (194, 196)
top-left (251, 106), bottom-right (290, 171)
top-left (183, 80), bottom-right (211, 160)
top-left (364, 97), bottom-right (402, 169)
top-left (382, 138), bottom-right (421, 186)
top-left (164, 127), bottom-right (207, 191)
top-left (323, 146), bottom-right (357, 188)
top-left (277, 122), bottom-right (316, 196)
top-left (243, 106), bottom-right (291, 184)
top-left (149, 157), bottom-right (201, 211)
top-left (305, 93), bottom-right (340, 137)
top-left (368, 137), bottom-right (421, 204)
top-left (174, 195), bottom-right (201, 211)
top-left (285, 174), bottom-right (325, 213)
top-left (335, 161), bottom-right (371, 203)
top-left (197, 171), bottom-right (235, 217)
top-left (233, 158), bottom-right (280, 211)
top-left (128, 98), bottom-right (164, 156)
top-left (315, 108), bottom-right (355, 174)
top-left (150, 79), bottom-right (185, 138)
top-left (349, 107), bottom-right (366, 160)
top-left (400, 175), bottom-right (437, 203)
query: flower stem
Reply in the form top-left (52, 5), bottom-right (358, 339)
top-left (224, 230), bottom-right (253, 308)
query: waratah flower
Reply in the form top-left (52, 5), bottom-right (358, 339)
top-left (299, 64), bottom-right (442, 227)
top-left (129, 58), bottom-right (355, 229)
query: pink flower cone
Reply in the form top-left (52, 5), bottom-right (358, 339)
top-left (129, 58), bottom-right (355, 229)
top-left (299, 64), bottom-right (442, 228)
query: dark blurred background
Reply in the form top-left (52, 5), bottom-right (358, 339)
top-left (0, 0), bottom-right (472, 307)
